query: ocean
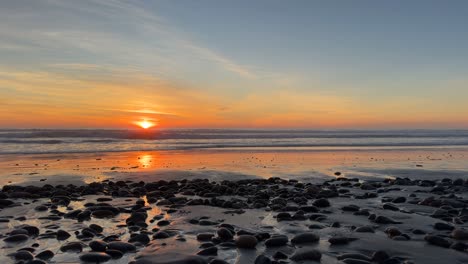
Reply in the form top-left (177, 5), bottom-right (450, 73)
top-left (1, 129), bottom-right (468, 154)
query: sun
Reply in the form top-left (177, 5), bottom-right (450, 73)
top-left (136, 120), bottom-right (155, 129)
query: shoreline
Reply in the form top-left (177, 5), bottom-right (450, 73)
top-left (1, 176), bottom-right (468, 263)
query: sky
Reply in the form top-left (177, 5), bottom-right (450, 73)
top-left (1, 0), bottom-right (468, 129)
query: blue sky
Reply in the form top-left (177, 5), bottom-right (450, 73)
top-left (1, 0), bottom-right (467, 128)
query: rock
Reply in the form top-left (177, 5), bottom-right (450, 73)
top-left (28, 260), bottom-right (47, 264)
top-left (255, 255), bottom-right (272, 264)
top-left (313, 198), bottom-right (330, 207)
top-left (291, 233), bottom-right (319, 244)
top-left (235, 235), bottom-right (258, 249)
top-left (342, 205), bottom-right (360, 212)
top-left (425, 235), bottom-right (452, 248)
top-left (290, 249), bottom-right (322, 261)
top-left (89, 224), bottom-right (104, 233)
top-left (105, 249), bottom-right (123, 259)
top-left (452, 229), bottom-right (468, 240)
top-left (196, 233), bottom-right (214, 241)
top-left (273, 251), bottom-right (288, 259)
top-left (157, 220), bottom-right (171, 226)
top-left (276, 212), bottom-right (291, 221)
top-left (135, 253), bottom-right (208, 264)
top-left (129, 234), bottom-right (150, 245)
top-left (197, 246), bottom-right (217, 256)
top-left (329, 236), bottom-right (357, 245)
top-left (0, 199), bottom-right (14, 207)
top-left (342, 259), bottom-right (371, 264)
top-left (4, 234), bottom-right (29, 243)
top-left (385, 227), bottom-right (402, 238)
top-left (12, 250), bottom-right (34, 261)
top-left (154, 231), bottom-right (171, 239)
top-left (60, 242), bottom-right (83, 252)
top-left (209, 259), bottom-right (229, 264)
top-left (383, 203), bottom-right (399, 211)
top-left (36, 250), bottom-right (54, 260)
top-left (80, 252), bottom-right (112, 262)
top-left (355, 226), bottom-right (375, 233)
top-left (265, 235), bottom-right (288, 247)
top-left (392, 197), bottom-right (406, 203)
top-left (217, 227), bottom-right (233, 240)
top-left (108, 241), bottom-right (136, 253)
top-left (199, 220), bottom-right (218, 226)
top-left (434, 222), bottom-right (454, 231)
top-left (337, 253), bottom-right (371, 261)
top-left (56, 230), bottom-right (71, 240)
top-left (89, 240), bottom-right (108, 252)
top-left (374, 216), bottom-right (401, 224)
top-left (372, 251), bottom-right (389, 263)
top-left (451, 242), bottom-right (468, 251)
top-left (92, 210), bottom-right (116, 218)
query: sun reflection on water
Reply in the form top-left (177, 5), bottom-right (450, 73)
top-left (138, 154), bottom-right (153, 168)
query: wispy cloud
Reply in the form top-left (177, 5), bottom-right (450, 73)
top-left (0, 0), bottom-right (256, 79)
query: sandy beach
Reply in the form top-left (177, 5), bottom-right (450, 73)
top-left (1, 147), bottom-right (468, 264)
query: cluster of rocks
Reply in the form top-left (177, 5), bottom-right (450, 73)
top-left (1, 176), bottom-right (467, 263)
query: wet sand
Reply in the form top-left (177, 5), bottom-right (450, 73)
top-left (0, 148), bottom-right (468, 263)
top-left (1, 175), bottom-right (468, 263)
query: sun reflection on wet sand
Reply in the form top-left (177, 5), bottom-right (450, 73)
top-left (2, 148), bottom-right (468, 185)
top-left (138, 154), bottom-right (153, 168)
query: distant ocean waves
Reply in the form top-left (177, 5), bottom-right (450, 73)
top-left (1, 129), bottom-right (468, 154)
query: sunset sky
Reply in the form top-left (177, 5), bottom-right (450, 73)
top-left (1, 0), bottom-right (468, 129)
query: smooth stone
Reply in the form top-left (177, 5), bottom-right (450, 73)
top-left (235, 235), bottom-right (258, 249)
top-left (154, 231), bottom-right (171, 239)
top-left (105, 249), bottom-right (123, 259)
top-left (217, 227), bottom-right (233, 240)
top-left (28, 260), bottom-right (47, 264)
top-left (425, 235), bottom-right (452, 248)
top-left (355, 226), bottom-right (375, 233)
top-left (452, 229), bottom-right (468, 240)
top-left (197, 246), bottom-right (218, 256)
top-left (342, 259), bottom-right (371, 264)
top-left (273, 251), bottom-right (288, 259)
top-left (265, 235), bottom-right (288, 247)
top-left (329, 237), bottom-right (357, 245)
top-left (337, 253), bottom-right (371, 261)
top-left (36, 250), bottom-right (54, 260)
top-left (80, 252), bottom-right (112, 262)
top-left (313, 198), bottom-right (330, 207)
top-left (4, 234), bottom-right (29, 243)
top-left (374, 216), bottom-right (401, 224)
top-left (108, 241), bottom-right (136, 253)
top-left (135, 252), bottom-right (208, 264)
top-left (60, 242), bottom-right (83, 252)
top-left (434, 222), bottom-right (454, 231)
top-left (12, 250), bottom-right (34, 261)
top-left (291, 233), bottom-right (319, 244)
top-left (255, 255), bottom-right (272, 264)
top-left (372, 251), bottom-right (389, 263)
top-left (89, 224), bottom-right (104, 233)
top-left (56, 230), bottom-right (71, 240)
top-left (91, 210), bottom-right (116, 218)
top-left (290, 249), bottom-right (322, 261)
top-left (129, 234), bottom-right (150, 245)
top-left (197, 233), bottom-right (214, 241)
top-left (89, 240), bottom-right (108, 252)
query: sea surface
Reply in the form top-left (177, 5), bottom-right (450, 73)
top-left (1, 129), bottom-right (468, 185)
top-left (2, 129), bottom-right (468, 154)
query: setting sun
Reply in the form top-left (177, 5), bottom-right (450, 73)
top-left (136, 120), bottom-right (155, 129)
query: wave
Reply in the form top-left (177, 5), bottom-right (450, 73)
top-left (2, 129), bottom-right (468, 140)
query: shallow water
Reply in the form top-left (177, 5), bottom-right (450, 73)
top-left (0, 147), bottom-right (468, 186)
